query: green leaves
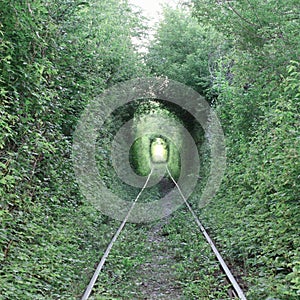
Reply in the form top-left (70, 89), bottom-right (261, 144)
top-left (178, 1), bottom-right (300, 299)
top-left (0, 0), bottom-right (147, 298)
top-left (146, 7), bottom-right (226, 97)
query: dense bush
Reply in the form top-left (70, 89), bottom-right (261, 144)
top-left (1, 0), bottom-right (299, 298)
top-left (0, 0), bottom-right (145, 298)
top-left (191, 1), bottom-right (300, 298)
top-left (147, 1), bottom-right (299, 298)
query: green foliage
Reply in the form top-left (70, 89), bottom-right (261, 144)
top-left (92, 223), bottom-right (151, 299)
top-left (0, 0), bottom-right (146, 298)
top-left (192, 0), bottom-right (299, 54)
top-left (52, 0), bottom-right (146, 135)
top-left (199, 62), bottom-right (299, 299)
top-left (146, 6), bottom-right (227, 97)
top-left (131, 100), bottom-right (182, 178)
top-left (188, 1), bottom-right (300, 298)
top-left (146, 1), bottom-right (299, 298)
top-left (1, 0), bottom-right (299, 298)
top-left (160, 208), bottom-right (232, 299)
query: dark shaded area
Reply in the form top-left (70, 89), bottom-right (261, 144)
top-left (154, 98), bottom-right (205, 143)
top-left (102, 98), bottom-right (205, 147)
top-left (158, 177), bottom-right (176, 197)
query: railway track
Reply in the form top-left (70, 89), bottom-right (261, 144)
top-left (81, 166), bottom-right (247, 300)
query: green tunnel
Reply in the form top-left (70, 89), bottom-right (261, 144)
top-left (130, 101), bottom-right (183, 180)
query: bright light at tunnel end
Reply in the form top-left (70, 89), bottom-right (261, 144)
top-left (150, 137), bottom-right (168, 163)
top-left (72, 77), bottom-right (226, 223)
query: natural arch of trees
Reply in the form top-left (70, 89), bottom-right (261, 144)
top-left (1, 0), bottom-right (299, 298)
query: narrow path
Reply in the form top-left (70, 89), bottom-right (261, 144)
top-left (135, 219), bottom-right (182, 299)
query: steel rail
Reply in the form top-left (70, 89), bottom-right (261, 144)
top-left (166, 166), bottom-right (247, 300)
top-left (81, 168), bottom-right (154, 300)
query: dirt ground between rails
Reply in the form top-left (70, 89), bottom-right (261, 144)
top-left (134, 218), bottom-right (183, 300)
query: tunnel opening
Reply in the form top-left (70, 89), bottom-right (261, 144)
top-left (150, 136), bottom-right (169, 164)
top-left (96, 97), bottom-right (206, 202)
